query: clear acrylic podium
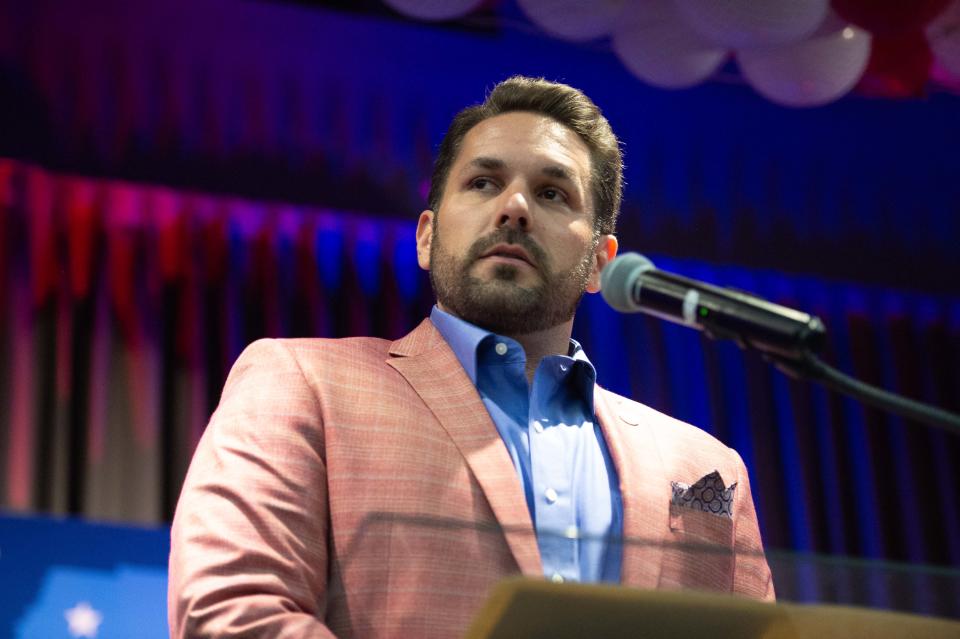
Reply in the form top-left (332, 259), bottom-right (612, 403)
top-left (339, 512), bottom-right (960, 638)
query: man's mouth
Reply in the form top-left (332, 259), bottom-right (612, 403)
top-left (479, 243), bottom-right (536, 268)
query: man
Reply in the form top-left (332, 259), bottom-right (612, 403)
top-left (168, 76), bottom-right (773, 639)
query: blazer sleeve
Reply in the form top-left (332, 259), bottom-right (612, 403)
top-left (731, 450), bottom-right (776, 601)
top-left (168, 339), bottom-right (337, 638)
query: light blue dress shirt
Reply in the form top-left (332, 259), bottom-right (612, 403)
top-left (430, 306), bottom-right (623, 584)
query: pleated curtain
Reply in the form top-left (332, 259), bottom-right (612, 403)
top-left (2, 158), bottom-right (958, 578)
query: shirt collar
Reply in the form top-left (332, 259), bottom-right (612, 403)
top-left (430, 305), bottom-right (490, 384)
top-left (430, 306), bottom-right (597, 395)
top-left (556, 339), bottom-right (597, 413)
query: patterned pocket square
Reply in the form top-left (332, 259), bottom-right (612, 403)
top-left (670, 470), bottom-right (737, 518)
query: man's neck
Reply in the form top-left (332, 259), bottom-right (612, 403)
top-left (435, 303), bottom-right (576, 383)
top-left (508, 320), bottom-right (575, 384)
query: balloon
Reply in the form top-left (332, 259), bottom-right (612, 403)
top-left (927, 0), bottom-right (960, 77)
top-left (857, 31), bottom-right (933, 98)
top-left (931, 59), bottom-right (960, 89)
top-left (612, 0), bottom-right (728, 89)
top-left (737, 14), bottom-right (871, 107)
top-left (517, 0), bottom-right (627, 42)
top-left (382, 0), bottom-right (484, 22)
top-left (832, 0), bottom-right (950, 36)
top-left (674, 0), bottom-right (828, 48)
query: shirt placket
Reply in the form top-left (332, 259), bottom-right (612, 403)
top-left (530, 361), bottom-right (579, 583)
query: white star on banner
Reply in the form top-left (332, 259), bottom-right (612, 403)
top-left (64, 601), bottom-right (103, 638)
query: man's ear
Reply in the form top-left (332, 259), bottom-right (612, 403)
top-left (586, 234), bottom-right (618, 294)
top-left (415, 210), bottom-right (434, 271)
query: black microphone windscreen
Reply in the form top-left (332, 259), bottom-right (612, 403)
top-left (600, 253), bottom-right (656, 312)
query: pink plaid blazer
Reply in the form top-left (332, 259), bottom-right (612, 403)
top-left (169, 319), bottom-right (773, 638)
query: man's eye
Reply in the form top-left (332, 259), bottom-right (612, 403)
top-left (541, 188), bottom-right (565, 202)
top-left (471, 178), bottom-right (494, 190)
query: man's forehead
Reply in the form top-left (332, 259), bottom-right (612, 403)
top-left (456, 112), bottom-right (591, 178)
top-left (463, 156), bottom-right (576, 182)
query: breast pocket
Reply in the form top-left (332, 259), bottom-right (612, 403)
top-left (659, 504), bottom-right (735, 592)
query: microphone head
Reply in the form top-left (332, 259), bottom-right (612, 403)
top-left (600, 253), bottom-right (656, 312)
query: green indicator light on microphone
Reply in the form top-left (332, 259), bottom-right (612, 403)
top-left (699, 307), bottom-right (709, 318)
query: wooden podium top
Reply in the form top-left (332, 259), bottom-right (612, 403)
top-left (464, 577), bottom-right (960, 639)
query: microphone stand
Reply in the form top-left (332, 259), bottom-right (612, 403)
top-left (767, 349), bottom-right (960, 437)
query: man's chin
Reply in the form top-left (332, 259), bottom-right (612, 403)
top-left (466, 277), bottom-right (542, 301)
top-left (470, 263), bottom-right (542, 289)
top-left (440, 282), bottom-right (538, 317)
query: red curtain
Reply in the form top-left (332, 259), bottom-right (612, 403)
top-left (2, 155), bottom-right (959, 579)
top-left (0, 158), bottom-right (430, 523)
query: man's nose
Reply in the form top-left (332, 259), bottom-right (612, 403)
top-left (495, 189), bottom-right (531, 231)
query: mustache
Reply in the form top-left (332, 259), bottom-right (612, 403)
top-left (466, 228), bottom-right (547, 269)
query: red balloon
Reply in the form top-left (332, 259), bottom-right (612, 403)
top-left (857, 31), bottom-right (933, 98)
top-left (832, 0), bottom-right (950, 36)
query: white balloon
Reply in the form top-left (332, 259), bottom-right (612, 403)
top-left (674, 0), bottom-right (829, 48)
top-left (517, 0), bottom-right (628, 42)
top-left (382, 0), bottom-right (484, 22)
top-left (927, 0), bottom-right (960, 78)
top-left (737, 14), bottom-right (871, 107)
top-left (612, 0), bottom-right (728, 89)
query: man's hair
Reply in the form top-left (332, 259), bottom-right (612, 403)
top-left (427, 76), bottom-right (623, 236)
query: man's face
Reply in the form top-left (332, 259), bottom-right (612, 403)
top-left (415, 111), bottom-right (617, 335)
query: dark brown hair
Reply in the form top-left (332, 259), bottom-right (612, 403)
top-left (427, 76), bottom-right (623, 235)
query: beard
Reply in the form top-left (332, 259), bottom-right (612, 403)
top-left (429, 224), bottom-right (596, 336)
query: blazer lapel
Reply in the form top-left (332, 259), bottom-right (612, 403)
top-left (387, 320), bottom-right (542, 577)
top-left (595, 387), bottom-right (668, 589)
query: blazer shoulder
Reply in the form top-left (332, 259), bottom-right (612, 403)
top-left (598, 387), bottom-right (738, 463)
top-left (236, 335), bottom-right (392, 367)
top-left (269, 335), bottom-right (392, 360)
top-left (224, 336), bottom-right (394, 393)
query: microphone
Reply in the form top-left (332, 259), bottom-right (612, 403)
top-left (600, 253), bottom-right (826, 360)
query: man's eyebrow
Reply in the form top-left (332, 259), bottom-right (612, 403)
top-left (466, 156), bottom-right (505, 171)
top-left (464, 157), bottom-right (578, 184)
top-left (541, 164), bottom-right (576, 182)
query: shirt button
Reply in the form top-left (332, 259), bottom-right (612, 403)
top-left (533, 422), bottom-right (544, 434)
top-left (544, 488), bottom-right (558, 504)
top-left (564, 525), bottom-right (579, 539)
top-left (495, 342), bottom-right (508, 356)
top-left (550, 572), bottom-right (565, 584)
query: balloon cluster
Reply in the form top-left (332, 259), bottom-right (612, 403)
top-left (382, 0), bottom-right (960, 107)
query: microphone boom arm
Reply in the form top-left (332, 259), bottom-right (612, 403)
top-left (768, 349), bottom-right (960, 436)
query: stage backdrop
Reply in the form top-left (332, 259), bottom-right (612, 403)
top-left (1, 158), bottom-right (958, 573)
top-left (1, 0), bottom-right (959, 582)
